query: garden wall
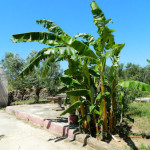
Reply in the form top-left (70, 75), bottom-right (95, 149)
top-left (8, 88), bottom-right (48, 103)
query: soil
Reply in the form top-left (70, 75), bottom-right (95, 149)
top-left (108, 117), bottom-right (150, 150)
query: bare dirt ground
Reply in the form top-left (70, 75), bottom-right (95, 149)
top-left (109, 117), bottom-right (150, 150)
top-left (0, 110), bottom-right (94, 150)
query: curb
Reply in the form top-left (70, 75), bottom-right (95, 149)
top-left (6, 106), bottom-right (120, 150)
top-left (6, 106), bottom-right (74, 139)
top-left (74, 134), bottom-right (119, 150)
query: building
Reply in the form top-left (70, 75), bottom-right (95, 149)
top-left (0, 66), bottom-right (8, 107)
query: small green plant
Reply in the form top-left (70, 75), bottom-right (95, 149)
top-left (0, 107), bottom-right (6, 111)
top-left (139, 143), bottom-right (150, 150)
top-left (40, 125), bottom-right (44, 128)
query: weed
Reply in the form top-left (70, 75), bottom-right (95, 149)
top-left (40, 125), bottom-right (44, 128)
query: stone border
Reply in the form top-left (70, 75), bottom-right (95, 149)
top-left (6, 106), bottom-right (73, 139)
top-left (6, 106), bottom-right (119, 150)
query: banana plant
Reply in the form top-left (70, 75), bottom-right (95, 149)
top-left (11, 0), bottom-right (126, 138)
top-left (58, 60), bottom-right (110, 135)
top-left (74, 1), bottom-right (125, 136)
top-left (107, 44), bottom-right (124, 133)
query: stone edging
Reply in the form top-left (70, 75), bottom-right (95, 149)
top-left (6, 106), bottom-right (119, 150)
top-left (5, 106), bottom-right (73, 139)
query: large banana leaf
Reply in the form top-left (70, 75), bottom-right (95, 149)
top-left (36, 19), bottom-right (68, 36)
top-left (60, 100), bottom-right (83, 116)
top-left (36, 20), bottom-right (97, 58)
top-left (89, 92), bottom-right (110, 113)
top-left (91, 0), bottom-right (115, 56)
top-left (11, 32), bottom-right (63, 46)
top-left (91, 0), bottom-right (106, 29)
top-left (67, 89), bottom-right (91, 97)
top-left (89, 68), bottom-right (100, 77)
top-left (94, 101), bottom-right (104, 116)
top-left (56, 86), bottom-right (69, 94)
top-left (74, 33), bottom-right (96, 45)
top-left (105, 27), bottom-right (115, 49)
top-left (118, 81), bottom-right (150, 92)
top-left (59, 76), bottom-right (83, 88)
top-left (12, 33), bottom-right (97, 60)
top-left (20, 46), bottom-right (77, 76)
top-left (91, 1), bottom-right (112, 32)
top-left (44, 46), bottom-right (77, 59)
top-left (105, 44), bottom-right (125, 59)
top-left (60, 35), bottom-right (97, 59)
top-left (20, 52), bottom-right (49, 77)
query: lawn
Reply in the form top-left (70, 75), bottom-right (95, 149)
top-left (128, 102), bottom-right (150, 135)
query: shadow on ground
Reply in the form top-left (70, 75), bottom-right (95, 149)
top-left (48, 136), bottom-right (67, 142)
top-left (28, 100), bottom-right (52, 105)
top-left (0, 135), bottom-right (5, 140)
top-left (45, 117), bottom-right (68, 123)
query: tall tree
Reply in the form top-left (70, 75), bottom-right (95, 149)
top-left (25, 50), bottom-right (62, 102)
top-left (1, 52), bottom-right (28, 100)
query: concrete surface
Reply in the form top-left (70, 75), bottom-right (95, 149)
top-left (6, 103), bottom-right (76, 139)
top-left (0, 110), bottom-right (94, 150)
top-left (5, 103), bottom-right (120, 150)
top-left (135, 97), bottom-right (150, 102)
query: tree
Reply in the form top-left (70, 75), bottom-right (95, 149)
top-left (1, 52), bottom-right (28, 100)
top-left (42, 59), bottom-right (62, 96)
top-left (25, 50), bottom-right (62, 102)
top-left (1, 51), bottom-right (62, 103)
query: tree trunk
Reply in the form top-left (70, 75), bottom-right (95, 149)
top-left (34, 88), bottom-right (41, 103)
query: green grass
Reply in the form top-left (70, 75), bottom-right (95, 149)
top-left (139, 143), bottom-right (150, 150)
top-left (129, 102), bottom-right (150, 120)
top-left (11, 98), bottom-right (47, 105)
top-left (128, 102), bottom-right (150, 135)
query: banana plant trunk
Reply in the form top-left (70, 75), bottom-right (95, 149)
top-left (93, 113), bottom-right (99, 135)
top-left (68, 58), bottom-right (88, 133)
top-left (100, 73), bottom-right (108, 136)
top-left (79, 97), bottom-right (88, 133)
top-left (110, 79), bottom-right (117, 133)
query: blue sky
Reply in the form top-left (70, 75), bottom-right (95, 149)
top-left (0, 0), bottom-right (150, 70)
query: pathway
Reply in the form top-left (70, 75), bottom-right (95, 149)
top-left (0, 110), bottom-right (93, 150)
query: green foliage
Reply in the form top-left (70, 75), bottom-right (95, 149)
top-left (1, 51), bottom-right (62, 102)
top-left (60, 100), bottom-right (83, 116)
top-left (10, 0), bottom-right (150, 138)
top-left (129, 102), bottom-right (150, 120)
top-left (67, 89), bottom-right (91, 97)
top-left (118, 81), bottom-right (150, 92)
top-left (11, 32), bottom-right (63, 46)
top-left (139, 143), bottom-right (150, 150)
top-left (1, 52), bottom-right (26, 94)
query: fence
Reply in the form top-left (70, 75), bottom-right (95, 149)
top-left (0, 66), bottom-right (8, 107)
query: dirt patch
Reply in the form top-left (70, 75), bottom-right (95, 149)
top-left (130, 117), bottom-right (150, 135)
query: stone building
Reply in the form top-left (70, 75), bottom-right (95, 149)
top-left (0, 66), bottom-right (8, 107)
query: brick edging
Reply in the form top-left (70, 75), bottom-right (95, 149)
top-left (6, 106), bottom-right (119, 150)
top-left (6, 106), bottom-right (74, 139)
